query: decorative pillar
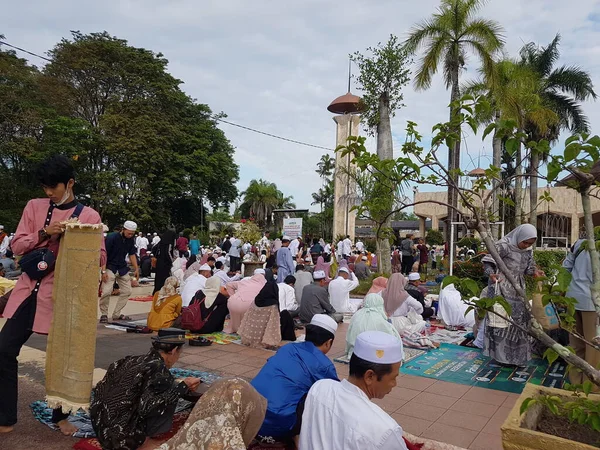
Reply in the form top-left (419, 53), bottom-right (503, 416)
top-left (431, 216), bottom-right (439, 231)
top-left (332, 115), bottom-right (360, 240)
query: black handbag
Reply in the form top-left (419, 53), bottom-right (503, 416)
top-left (20, 202), bottom-right (85, 280)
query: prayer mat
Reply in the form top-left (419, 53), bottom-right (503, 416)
top-left (128, 295), bottom-right (153, 302)
top-left (400, 343), bottom-right (568, 394)
top-left (334, 347), bottom-right (426, 365)
top-left (185, 331), bottom-right (241, 345)
top-left (46, 223), bottom-right (103, 413)
top-left (73, 409), bottom-right (191, 450)
top-left (427, 327), bottom-right (469, 345)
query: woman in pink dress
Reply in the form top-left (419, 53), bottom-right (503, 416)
top-left (223, 273), bottom-right (267, 333)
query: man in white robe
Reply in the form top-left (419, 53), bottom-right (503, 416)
top-left (328, 267), bottom-right (359, 312)
top-left (180, 264), bottom-right (212, 307)
top-left (299, 331), bottom-right (407, 450)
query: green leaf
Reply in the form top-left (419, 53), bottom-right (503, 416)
top-left (591, 414), bottom-right (600, 432)
top-left (520, 397), bottom-right (536, 415)
top-left (583, 380), bottom-right (593, 396)
top-left (505, 138), bottom-right (518, 156)
top-left (498, 195), bottom-right (515, 207)
top-left (564, 143), bottom-right (580, 162)
top-left (441, 276), bottom-right (459, 289)
top-left (556, 267), bottom-right (573, 292)
top-left (482, 123), bottom-right (496, 141)
top-left (543, 348), bottom-right (559, 366)
top-left (565, 135), bottom-right (580, 146)
top-left (546, 161), bottom-right (561, 182)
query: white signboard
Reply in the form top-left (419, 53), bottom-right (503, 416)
top-left (283, 218), bottom-right (303, 238)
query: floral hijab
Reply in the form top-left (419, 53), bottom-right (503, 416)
top-left (161, 377), bottom-right (267, 450)
top-left (155, 276), bottom-right (179, 307)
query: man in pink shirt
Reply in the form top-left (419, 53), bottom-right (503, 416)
top-left (0, 156), bottom-right (106, 435)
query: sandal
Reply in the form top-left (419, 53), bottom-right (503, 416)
top-left (189, 337), bottom-right (212, 347)
top-left (112, 314), bottom-right (132, 321)
top-left (99, 315), bottom-right (108, 324)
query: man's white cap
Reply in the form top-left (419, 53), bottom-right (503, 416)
top-left (254, 268), bottom-right (266, 275)
top-left (153, 232), bottom-right (158, 236)
top-left (313, 270), bottom-right (326, 280)
top-left (310, 314), bottom-right (338, 335)
top-left (354, 331), bottom-right (404, 364)
top-left (408, 272), bottom-right (421, 281)
top-left (0, 225), bottom-right (4, 230)
top-left (338, 267), bottom-right (350, 274)
top-left (282, 235), bottom-right (291, 241)
top-left (199, 264), bottom-right (212, 271)
top-left (123, 220), bottom-right (137, 231)
top-left (362, 256), bottom-right (368, 261)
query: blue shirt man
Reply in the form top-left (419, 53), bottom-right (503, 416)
top-left (105, 228), bottom-right (137, 276)
top-left (251, 314), bottom-right (339, 441)
top-left (275, 236), bottom-right (295, 284)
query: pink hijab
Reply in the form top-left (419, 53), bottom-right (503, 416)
top-left (367, 276), bottom-right (388, 295)
top-left (381, 273), bottom-right (410, 316)
top-left (314, 256), bottom-right (331, 281)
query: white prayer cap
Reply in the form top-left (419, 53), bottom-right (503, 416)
top-left (310, 314), bottom-right (338, 335)
top-left (338, 267), bottom-right (349, 274)
top-left (354, 331), bottom-right (404, 364)
top-left (199, 264), bottom-right (212, 271)
top-left (0, 225), bottom-right (4, 230)
top-left (153, 232), bottom-right (158, 236)
top-left (408, 272), bottom-right (421, 281)
top-left (362, 256), bottom-right (367, 261)
top-left (313, 270), bottom-right (326, 280)
top-left (282, 235), bottom-right (291, 241)
top-left (123, 220), bottom-right (137, 231)
top-left (254, 268), bottom-right (266, 275)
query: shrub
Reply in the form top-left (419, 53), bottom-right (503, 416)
top-left (452, 254), bottom-right (486, 289)
top-left (426, 229), bottom-right (444, 246)
top-left (457, 236), bottom-right (481, 249)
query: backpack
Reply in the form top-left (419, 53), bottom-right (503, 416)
top-left (180, 293), bottom-right (215, 332)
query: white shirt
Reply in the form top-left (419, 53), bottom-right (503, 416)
top-left (217, 255), bottom-right (227, 266)
top-left (278, 283), bottom-right (298, 311)
top-left (336, 241), bottom-right (344, 257)
top-left (342, 238), bottom-right (352, 256)
top-left (289, 238), bottom-right (300, 258)
top-left (258, 235), bottom-right (271, 251)
top-left (324, 243), bottom-right (331, 254)
top-left (328, 273), bottom-right (359, 313)
top-left (229, 238), bottom-right (241, 257)
top-left (0, 235), bottom-right (9, 257)
top-left (138, 236), bottom-right (149, 249)
top-left (356, 241), bottom-right (364, 252)
top-left (299, 379), bottom-right (407, 450)
top-left (213, 269), bottom-right (242, 286)
top-left (242, 242), bottom-right (252, 254)
top-left (391, 295), bottom-right (423, 317)
top-left (181, 273), bottom-right (208, 307)
top-left (151, 236), bottom-right (160, 246)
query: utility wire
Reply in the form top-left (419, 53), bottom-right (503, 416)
top-left (1, 39), bottom-right (335, 152)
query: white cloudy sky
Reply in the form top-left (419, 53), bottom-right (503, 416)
top-left (3, 0), bottom-right (600, 211)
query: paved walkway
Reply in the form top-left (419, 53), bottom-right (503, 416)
top-left (2, 285), bottom-right (513, 449)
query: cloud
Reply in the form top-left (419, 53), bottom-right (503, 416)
top-left (3, 0), bottom-right (600, 210)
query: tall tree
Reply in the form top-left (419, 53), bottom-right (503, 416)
top-left (239, 179), bottom-right (294, 229)
top-left (405, 0), bottom-right (504, 239)
top-left (351, 35), bottom-right (412, 274)
top-left (519, 34), bottom-right (596, 227)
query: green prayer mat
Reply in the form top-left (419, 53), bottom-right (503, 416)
top-left (400, 343), bottom-right (567, 394)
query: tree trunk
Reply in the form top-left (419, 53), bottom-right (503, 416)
top-left (376, 93), bottom-right (393, 274)
top-left (491, 112), bottom-right (502, 239)
top-left (529, 149), bottom-right (539, 227)
top-left (446, 68), bottom-right (461, 244)
top-left (514, 136), bottom-right (523, 226)
top-left (581, 187), bottom-right (600, 338)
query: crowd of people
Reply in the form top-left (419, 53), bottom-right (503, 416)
top-left (1, 154), bottom-right (600, 449)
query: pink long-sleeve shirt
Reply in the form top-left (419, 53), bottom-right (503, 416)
top-left (3, 198), bottom-right (107, 334)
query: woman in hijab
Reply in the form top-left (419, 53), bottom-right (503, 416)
top-left (367, 276), bottom-right (388, 295)
top-left (481, 223), bottom-right (542, 366)
top-left (345, 294), bottom-right (401, 358)
top-left (224, 274), bottom-right (267, 334)
top-left (161, 377), bottom-right (267, 450)
top-left (381, 273), bottom-right (428, 335)
top-left (238, 279), bottom-right (296, 348)
top-left (188, 276), bottom-right (230, 334)
top-left (153, 229), bottom-right (177, 294)
top-left (183, 254), bottom-right (202, 281)
top-left (314, 256), bottom-right (331, 282)
top-left (147, 276), bottom-right (182, 331)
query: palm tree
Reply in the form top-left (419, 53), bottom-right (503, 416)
top-left (405, 0), bottom-right (504, 236)
top-left (316, 154), bottom-right (335, 180)
top-left (464, 59), bottom-right (558, 228)
top-left (240, 179), bottom-right (280, 228)
top-left (519, 34), bottom-right (596, 227)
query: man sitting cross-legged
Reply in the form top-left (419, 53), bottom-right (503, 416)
top-left (90, 330), bottom-right (201, 450)
top-left (298, 330), bottom-right (408, 450)
top-left (251, 314), bottom-right (339, 446)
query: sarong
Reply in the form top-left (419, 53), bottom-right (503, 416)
top-left (45, 222), bottom-right (103, 412)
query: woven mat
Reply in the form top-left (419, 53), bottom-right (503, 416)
top-left (334, 347), bottom-right (426, 365)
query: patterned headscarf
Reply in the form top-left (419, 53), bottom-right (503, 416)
top-left (381, 273), bottom-right (410, 316)
top-left (161, 377), bottom-right (267, 450)
top-left (156, 276), bottom-right (179, 306)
